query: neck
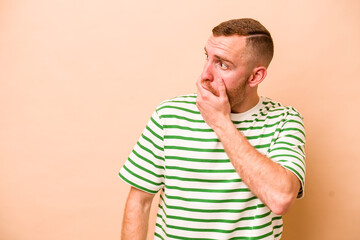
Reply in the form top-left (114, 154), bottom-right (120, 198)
top-left (230, 92), bottom-right (260, 113)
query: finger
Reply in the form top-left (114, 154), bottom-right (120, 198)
top-left (218, 79), bottom-right (228, 99)
top-left (196, 78), bottom-right (204, 97)
top-left (196, 78), bottom-right (212, 97)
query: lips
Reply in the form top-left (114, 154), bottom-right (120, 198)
top-left (201, 79), bottom-right (219, 97)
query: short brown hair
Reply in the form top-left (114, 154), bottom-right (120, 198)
top-left (212, 18), bottom-right (274, 67)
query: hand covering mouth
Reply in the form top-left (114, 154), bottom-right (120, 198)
top-left (200, 79), bottom-right (219, 97)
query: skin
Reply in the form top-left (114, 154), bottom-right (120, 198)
top-left (196, 34), bottom-right (300, 215)
top-left (121, 187), bottom-right (154, 240)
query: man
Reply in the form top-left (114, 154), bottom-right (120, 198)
top-left (120, 18), bottom-right (305, 239)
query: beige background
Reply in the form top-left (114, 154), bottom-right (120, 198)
top-left (1, 0), bottom-right (360, 239)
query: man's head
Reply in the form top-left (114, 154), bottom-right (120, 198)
top-left (200, 18), bottom-right (274, 113)
top-left (212, 18), bottom-right (274, 68)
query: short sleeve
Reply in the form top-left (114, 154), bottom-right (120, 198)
top-left (119, 110), bottom-right (165, 194)
top-left (267, 110), bottom-right (306, 198)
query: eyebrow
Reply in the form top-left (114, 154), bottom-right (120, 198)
top-left (204, 47), bottom-right (234, 65)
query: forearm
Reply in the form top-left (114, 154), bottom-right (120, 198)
top-left (214, 119), bottom-right (299, 215)
top-left (122, 187), bottom-right (154, 240)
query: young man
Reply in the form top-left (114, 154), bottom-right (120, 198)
top-left (120, 18), bottom-right (306, 239)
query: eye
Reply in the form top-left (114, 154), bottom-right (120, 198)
top-left (220, 62), bottom-right (228, 69)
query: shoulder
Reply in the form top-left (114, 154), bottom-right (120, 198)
top-left (259, 97), bottom-right (304, 120)
top-left (155, 93), bottom-right (199, 116)
top-left (158, 93), bottom-right (197, 106)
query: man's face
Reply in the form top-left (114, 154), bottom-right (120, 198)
top-left (200, 34), bottom-right (254, 110)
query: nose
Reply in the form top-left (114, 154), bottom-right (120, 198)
top-left (200, 60), bottom-right (214, 82)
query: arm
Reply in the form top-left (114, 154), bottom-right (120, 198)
top-left (196, 79), bottom-right (300, 215)
top-left (121, 187), bottom-right (155, 240)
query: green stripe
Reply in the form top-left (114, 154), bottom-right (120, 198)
top-left (286, 119), bottom-right (305, 128)
top-left (164, 121), bottom-right (288, 132)
top-left (118, 172), bottom-right (158, 194)
top-left (154, 232), bottom-right (165, 240)
top-left (160, 114), bottom-right (204, 123)
top-left (272, 141), bottom-right (295, 146)
top-left (298, 145), bottom-right (305, 155)
top-left (165, 184), bottom-right (250, 193)
top-left (287, 112), bottom-right (302, 117)
top-left (142, 134), bottom-right (163, 151)
top-left (166, 165), bottom-right (235, 173)
top-left (165, 135), bottom-right (219, 142)
top-left (164, 125), bottom-right (213, 132)
top-left (269, 147), bottom-right (305, 158)
top-left (232, 119), bottom-right (259, 124)
top-left (283, 134), bottom-right (305, 144)
top-left (123, 165), bottom-right (163, 187)
top-left (165, 155), bottom-right (229, 163)
top-left (237, 119), bottom-right (286, 131)
top-left (271, 154), bottom-right (305, 165)
top-left (169, 100), bottom-right (197, 105)
top-left (258, 110), bottom-right (300, 117)
top-left (132, 149), bottom-right (165, 169)
top-left (164, 193), bottom-right (257, 203)
top-left (166, 175), bottom-right (240, 183)
top-left (274, 231), bottom-right (282, 238)
top-left (281, 127), bottom-right (305, 137)
top-left (271, 153), bottom-right (305, 166)
top-left (276, 160), bottom-right (305, 175)
top-left (127, 157), bottom-right (164, 178)
top-left (137, 141), bottom-right (164, 160)
top-left (266, 107), bottom-right (285, 113)
top-left (164, 132), bottom-right (275, 142)
top-left (262, 100), bottom-right (276, 106)
top-left (254, 143), bottom-right (270, 149)
top-left (146, 125), bottom-right (163, 141)
top-left (158, 105), bottom-right (200, 114)
top-left (273, 220), bottom-right (283, 228)
top-left (165, 145), bottom-right (224, 152)
top-left (246, 132), bottom-right (275, 140)
top-left (151, 116), bottom-right (163, 130)
top-left (232, 112), bottom-right (286, 124)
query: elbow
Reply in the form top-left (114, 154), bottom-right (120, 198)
top-left (271, 204), bottom-right (289, 216)
top-left (268, 172), bottom-right (301, 215)
top-left (268, 194), bottom-right (296, 216)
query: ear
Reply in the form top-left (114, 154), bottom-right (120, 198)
top-left (248, 66), bottom-right (267, 88)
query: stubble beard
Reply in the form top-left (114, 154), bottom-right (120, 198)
top-left (228, 80), bottom-right (248, 112)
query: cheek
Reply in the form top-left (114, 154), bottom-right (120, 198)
top-left (224, 70), bottom-right (249, 88)
top-left (218, 69), bottom-right (238, 82)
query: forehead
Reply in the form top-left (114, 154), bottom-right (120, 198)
top-left (205, 35), bottom-right (247, 58)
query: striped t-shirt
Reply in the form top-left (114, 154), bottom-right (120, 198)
top-left (119, 94), bottom-right (306, 240)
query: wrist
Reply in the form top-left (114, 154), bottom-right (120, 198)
top-left (212, 116), bottom-right (233, 135)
